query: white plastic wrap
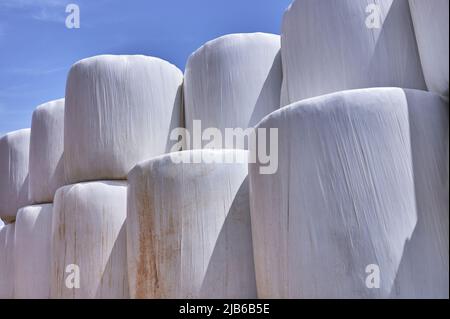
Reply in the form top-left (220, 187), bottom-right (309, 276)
top-left (184, 33), bottom-right (282, 145)
top-left (0, 223), bottom-right (15, 298)
top-left (280, 0), bottom-right (426, 106)
top-left (29, 99), bottom-right (65, 204)
top-left (51, 181), bottom-right (128, 299)
top-left (64, 55), bottom-right (183, 184)
top-left (390, 89), bottom-right (449, 298)
top-left (409, 0), bottom-right (449, 97)
top-left (127, 150), bottom-right (256, 298)
top-left (14, 204), bottom-right (52, 299)
top-left (250, 88), bottom-right (419, 298)
top-left (0, 129), bottom-right (30, 223)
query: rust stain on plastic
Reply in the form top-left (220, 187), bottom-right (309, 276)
top-left (135, 183), bottom-right (160, 298)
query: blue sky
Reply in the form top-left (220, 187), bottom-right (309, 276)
top-left (0, 0), bottom-right (292, 137)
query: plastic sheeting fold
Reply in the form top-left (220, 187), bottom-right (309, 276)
top-left (127, 150), bottom-right (256, 298)
top-left (250, 88), bottom-right (448, 298)
top-left (29, 99), bottom-right (65, 204)
top-left (280, 0), bottom-right (426, 106)
top-left (14, 204), bottom-right (52, 298)
top-left (0, 129), bottom-right (30, 223)
top-left (0, 223), bottom-right (15, 298)
top-left (51, 181), bottom-right (128, 299)
top-left (184, 33), bottom-right (282, 146)
top-left (409, 0), bottom-right (449, 97)
top-left (64, 55), bottom-right (183, 183)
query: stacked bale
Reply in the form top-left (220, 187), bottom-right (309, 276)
top-left (64, 55), bottom-right (183, 183)
top-left (0, 129), bottom-right (30, 299)
top-left (127, 33), bottom-right (282, 298)
top-left (250, 88), bottom-right (416, 298)
top-left (0, 129), bottom-right (31, 224)
top-left (52, 181), bottom-right (128, 298)
top-left (128, 150), bottom-right (255, 298)
top-left (249, 88), bottom-right (449, 298)
top-left (0, 223), bottom-right (15, 298)
top-left (280, 0), bottom-right (426, 105)
top-left (184, 32), bottom-right (282, 135)
top-left (14, 204), bottom-right (53, 298)
top-left (409, 0), bottom-right (449, 97)
top-left (390, 89), bottom-right (449, 298)
top-left (28, 99), bottom-right (65, 204)
top-left (14, 99), bottom-right (64, 299)
top-left (51, 55), bottom-right (183, 298)
top-left (2, 0), bottom-right (447, 301)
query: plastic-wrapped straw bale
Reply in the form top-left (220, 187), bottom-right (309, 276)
top-left (0, 129), bottom-right (30, 223)
top-left (127, 150), bottom-right (256, 298)
top-left (389, 89), bottom-right (448, 298)
top-left (409, 0), bottom-right (449, 97)
top-left (14, 204), bottom-right (52, 298)
top-left (280, 0), bottom-right (426, 106)
top-left (249, 88), bottom-right (418, 298)
top-left (0, 223), bottom-right (15, 298)
top-left (64, 55), bottom-right (183, 184)
top-left (184, 32), bottom-right (282, 147)
top-left (51, 181), bottom-right (128, 299)
top-left (29, 99), bottom-right (65, 204)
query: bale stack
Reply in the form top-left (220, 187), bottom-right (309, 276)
top-left (51, 55), bottom-right (183, 298)
top-left (249, 0), bottom-right (449, 298)
top-left (1, 0), bottom-right (448, 300)
top-left (14, 99), bottom-right (64, 299)
top-left (127, 33), bottom-right (282, 298)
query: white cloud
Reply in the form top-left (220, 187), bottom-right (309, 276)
top-left (0, 103), bottom-right (29, 116)
top-left (0, 0), bottom-right (67, 9)
top-left (0, 0), bottom-right (69, 22)
top-left (32, 7), bottom-right (66, 23)
top-left (3, 66), bottom-right (67, 78)
top-left (0, 84), bottom-right (31, 98)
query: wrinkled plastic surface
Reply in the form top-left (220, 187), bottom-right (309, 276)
top-left (409, 0), bottom-right (449, 97)
top-left (64, 55), bottom-right (183, 183)
top-left (0, 129), bottom-right (30, 223)
top-left (0, 223), bottom-right (15, 298)
top-left (29, 99), bottom-right (65, 204)
top-left (184, 33), bottom-right (282, 148)
top-left (280, 0), bottom-right (426, 105)
top-left (127, 150), bottom-right (256, 298)
top-left (250, 88), bottom-right (448, 298)
top-left (51, 181), bottom-right (129, 299)
top-left (15, 204), bottom-right (53, 298)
